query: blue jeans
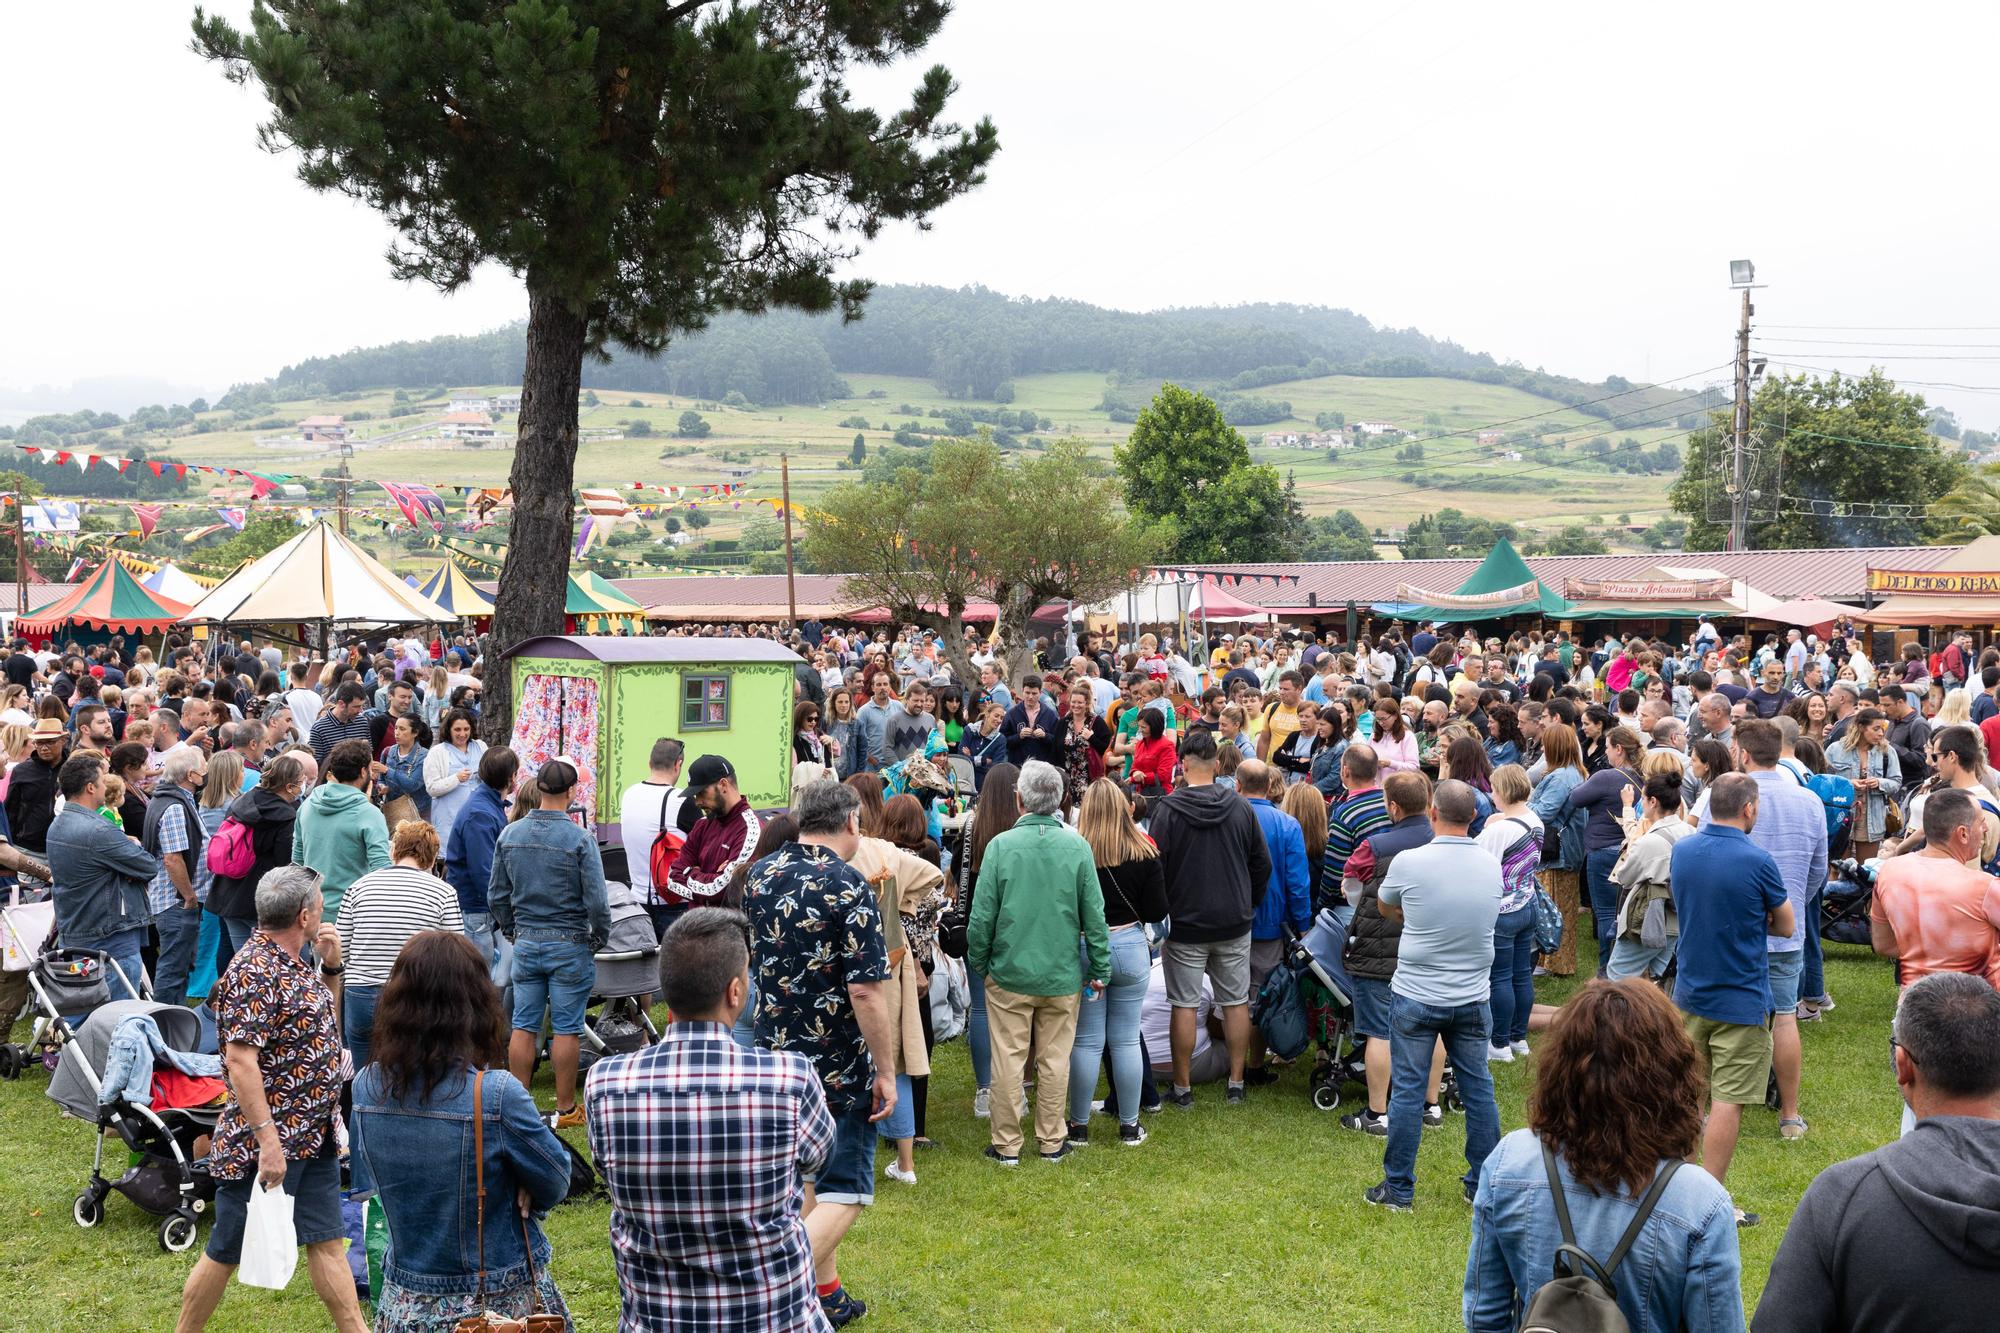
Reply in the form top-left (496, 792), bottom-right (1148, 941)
top-left (1487, 904), bottom-right (1538, 1046)
top-left (151, 902), bottom-right (204, 1006)
top-left (967, 968), bottom-right (993, 1089)
top-left (1606, 936), bottom-right (1677, 981)
top-left (344, 984), bottom-right (382, 1066)
top-left (188, 908), bottom-right (223, 1000)
top-left (1382, 992), bottom-right (1501, 1205)
top-left (1067, 928), bottom-right (1151, 1127)
top-left (1583, 846), bottom-right (1623, 977)
top-left (96, 927), bottom-right (149, 1002)
top-left (731, 975), bottom-right (759, 1050)
top-left (875, 1072), bottom-right (916, 1142)
top-left (217, 914), bottom-right (257, 960)
top-left (462, 911), bottom-right (513, 988)
top-left (1801, 889), bottom-right (1826, 1001)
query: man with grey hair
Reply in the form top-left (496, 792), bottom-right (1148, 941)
top-left (142, 744), bottom-right (209, 1005)
top-left (1650, 716), bottom-right (1687, 754)
top-left (175, 862), bottom-right (359, 1333)
top-left (1364, 778), bottom-right (1504, 1213)
top-left (967, 760), bottom-right (1111, 1161)
top-left (742, 779), bottom-right (894, 1328)
top-left (1755, 973), bottom-right (2000, 1332)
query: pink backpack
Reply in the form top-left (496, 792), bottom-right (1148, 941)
top-left (205, 817), bottom-right (256, 879)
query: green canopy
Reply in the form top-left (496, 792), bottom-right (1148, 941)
top-left (1370, 538), bottom-right (1574, 621)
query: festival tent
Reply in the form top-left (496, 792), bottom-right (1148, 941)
top-left (1850, 535), bottom-right (2000, 627)
top-left (1758, 597), bottom-right (1864, 631)
top-left (1086, 578), bottom-right (1271, 624)
top-left (181, 520), bottom-right (454, 627)
top-left (19, 558), bottom-right (192, 637)
top-left (138, 562), bottom-right (209, 605)
top-left (1370, 538), bottom-right (1573, 621)
top-left (414, 560), bottom-right (495, 618)
top-left (1561, 566), bottom-right (1752, 620)
top-left (567, 571), bottom-right (647, 634)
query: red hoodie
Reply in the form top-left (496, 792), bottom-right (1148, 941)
top-left (662, 796), bottom-right (761, 906)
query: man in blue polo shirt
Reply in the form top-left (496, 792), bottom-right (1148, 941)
top-left (1671, 771), bottom-right (1795, 1228)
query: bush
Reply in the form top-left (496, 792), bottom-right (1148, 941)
top-left (628, 420), bottom-right (654, 437)
top-left (837, 415), bottom-right (871, 429)
top-left (675, 411), bottom-right (711, 439)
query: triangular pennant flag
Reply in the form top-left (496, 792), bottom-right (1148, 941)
top-left (132, 505), bottom-right (163, 540)
top-left (147, 460), bottom-right (164, 477)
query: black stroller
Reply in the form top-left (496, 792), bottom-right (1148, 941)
top-left (1821, 858), bottom-right (1877, 946)
top-left (1263, 911), bottom-right (1359, 1112)
top-left (579, 900), bottom-right (662, 1070)
top-left (47, 1000), bottom-right (218, 1252)
top-left (0, 907), bottom-right (146, 1079)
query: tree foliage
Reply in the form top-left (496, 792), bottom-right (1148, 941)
top-left (195, 0), bottom-right (998, 740)
top-left (1399, 508), bottom-right (1518, 560)
top-left (675, 411), bottom-right (711, 439)
top-left (1298, 509), bottom-right (1378, 561)
top-left (804, 437), bottom-right (1156, 686)
top-left (1667, 369), bottom-right (1965, 550)
top-left (1115, 384), bottom-right (1297, 563)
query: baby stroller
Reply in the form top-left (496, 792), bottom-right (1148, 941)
top-left (1258, 911), bottom-right (1358, 1113)
top-left (578, 899), bottom-right (661, 1070)
top-left (1, 905), bottom-right (145, 1079)
top-left (47, 1000), bottom-right (220, 1253)
top-left (1821, 858), bottom-right (1877, 947)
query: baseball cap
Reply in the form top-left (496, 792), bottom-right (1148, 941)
top-left (536, 756), bottom-right (580, 794)
top-left (686, 754), bottom-right (736, 791)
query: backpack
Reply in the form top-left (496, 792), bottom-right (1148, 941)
top-left (1518, 1145), bottom-right (1682, 1333)
top-left (1804, 772), bottom-right (1855, 844)
top-left (1250, 958), bottom-right (1309, 1060)
top-left (646, 787), bottom-right (687, 903)
top-left (205, 816), bottom-right (256, 880)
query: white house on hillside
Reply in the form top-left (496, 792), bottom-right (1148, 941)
top-left (448, 395), bottom-right (492, 415)
top-left (438, 410), bottom-right (497, 441)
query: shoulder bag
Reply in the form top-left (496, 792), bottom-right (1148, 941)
top-left (452, 1070), bottom-right (564, 1333)
top-left (1101, 860), bottom-right (1162, 954)
top-left (1516, 1144), bottom-right (1681, 1333)
top-left (937, 832), bottom-right (975, 960)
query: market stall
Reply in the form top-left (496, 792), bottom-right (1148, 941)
top-left (506, 635), bottom-right (802, 826)
top-left (566, 572), bottom-right (647, 634)
top-left (1853, 535), bottom-right (2000, 627)
top-left (180, 519), bottom-right (454, 643)
top-left (413, 559), bottom-right (495, 619)
top-left (1371, 538), bottom-right (1574, 622)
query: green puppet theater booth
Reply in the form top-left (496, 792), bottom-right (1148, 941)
top-left (505, 635), bottom-right (801, 829)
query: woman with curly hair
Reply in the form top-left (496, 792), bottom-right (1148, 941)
top-left (1463, 980), bottom-right (1744, 1332)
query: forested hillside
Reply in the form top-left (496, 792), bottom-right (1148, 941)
top-left (232, 285), bottom-right (1689, 420)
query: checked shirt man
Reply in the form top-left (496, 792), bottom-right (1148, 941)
top-left (587, 908), bottom-right (836, 1332)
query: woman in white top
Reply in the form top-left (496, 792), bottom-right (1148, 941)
top-left (422, 707), bottom-right (488, 853)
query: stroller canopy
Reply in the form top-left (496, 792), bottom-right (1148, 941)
top-left (48, 1001), bottom-right (205, 1122)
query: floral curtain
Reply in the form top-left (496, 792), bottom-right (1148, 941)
top-left (509, 673), bottom-right (600, 825)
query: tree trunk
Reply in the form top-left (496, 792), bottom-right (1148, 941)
top-left (995, 584), bottom-right (1042, 688)
top-left (482, 280), bottom-right (587, 746)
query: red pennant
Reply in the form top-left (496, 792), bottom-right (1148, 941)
top-left (51, 452), bottom-right (71, 466)
top-left (147, 461), bottom-right (163, 477)
top-left (170, 464), bottom-right (187, 480)
top-left (114, 458), bottom-right (131, 473)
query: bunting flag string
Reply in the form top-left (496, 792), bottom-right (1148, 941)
top-left (1150, 566), bottom-right (1301, 587)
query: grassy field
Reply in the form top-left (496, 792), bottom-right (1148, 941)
top-left (0, 940), bottom-right (1900, 1330)
top-left (120, 367), bottom-right (1690, 553)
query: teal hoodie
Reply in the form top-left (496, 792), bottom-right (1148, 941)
top-left (293, 780), bottom-right (391, 917)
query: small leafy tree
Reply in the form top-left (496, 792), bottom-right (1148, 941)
top-left (1116, 383), bottom-right (1290, 563)
top-left (850, 433), bottom-right (867, 464)
top-left (675, 411), bottom-right (711, 440)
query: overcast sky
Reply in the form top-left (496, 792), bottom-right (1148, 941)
top-left (7, 2), bottom-right (2000, 425)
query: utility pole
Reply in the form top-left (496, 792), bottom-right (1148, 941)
top-left (1726, 260), bottom-right (1758, 551)
top-left (335, 441), bottom-right (353, 535)
top-left (780, 452), bottom-right (798, 630)
top-left (10, 496), bottom-right (26, 617)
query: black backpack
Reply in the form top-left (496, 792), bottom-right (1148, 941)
top-left (1517, 1145), bottom-right (1682, 1333)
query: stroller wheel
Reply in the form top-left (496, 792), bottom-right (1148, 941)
top-left (1311, 1083), bottom-right (1342, 1112)
top-left (159, 1212), bottom-right (199, 1253)
top-left (0, 1044), bottom-right (20, 1079)
top-left (72, 1192), bottom-right (103, 1228)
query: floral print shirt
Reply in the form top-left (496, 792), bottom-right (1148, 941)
top-left (743, 842), bottom-right (890, 1113)
top-left (208, 930), bottom-right (343, 1180)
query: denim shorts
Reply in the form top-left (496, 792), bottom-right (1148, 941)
top-left (205, 1153), bottom-right (345, 1265)
top-left (510, 938), bottom-right (597, 1036)
top-left (807, 1091), bottom-right (876, 1207)
top-left (1767, 948), bottom-right (1804, 1014)
top-left (1163, 932), bottom-right (1251, 1008)
top-left (1349, 975), bottom-right (1393, 1041)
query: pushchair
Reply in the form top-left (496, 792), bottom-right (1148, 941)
top-left (1, 903), bottom-right (146, 1079)
top-left (1821, 858), bottom-right (1876, 947)
top-left (1266, 911), bottom-right (1359, 1113)
top-left (47, 1000), bottom-right (220, 1253)
top-left (578, 899), bottom-right (661, 1070)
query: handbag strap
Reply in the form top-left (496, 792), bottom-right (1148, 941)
top-left (471, 1068), bottom-right (487, 1308)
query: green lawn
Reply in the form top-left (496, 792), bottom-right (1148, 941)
top-left (0, 942), bottom-right (1900, 1330)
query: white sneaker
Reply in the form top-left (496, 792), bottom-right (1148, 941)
top-left (1487, 1043), bottom-right (1514, 1063)
top-left (973, 1088), bottom-right (991, 1118)
top-left (1509, 1040), bottom-right (1531, 1056)
top-left (884, 1163), bottom-right (917, 1185)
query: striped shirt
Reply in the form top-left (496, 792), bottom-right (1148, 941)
top-left (1323, 787), bottom-right (1391, 906)
top-left (334, 864), bottom-right (466, 986)
top-left (308, 711), bottom-right (375, 768)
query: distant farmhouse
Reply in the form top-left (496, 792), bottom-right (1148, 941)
top-left (297, 414), bottom-right (349, 443)
top-left (447, 394), bottom-right (491, 415)
top-left (438, 410), bottom-right (497, 441)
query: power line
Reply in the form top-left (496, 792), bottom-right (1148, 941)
top-left (1755, 359), bottom-right (2000, 396)
top-left (1749, 349), bottom-right (2000, 362)
top-left (1759, 324), bottom-right (2000, 332)
top-left (1755, 338), bottom-right (2000, 348)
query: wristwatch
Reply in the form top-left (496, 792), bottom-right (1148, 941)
top-left (320, 963), bottom-right (345, 977)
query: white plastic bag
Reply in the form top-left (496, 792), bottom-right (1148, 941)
top-left (237, 1181), bottom-right (298, 1290)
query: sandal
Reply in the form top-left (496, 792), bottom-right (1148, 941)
top-left (1779, 1116), bottom-right (1809, 1141)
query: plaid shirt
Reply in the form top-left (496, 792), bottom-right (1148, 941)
top-left (585, 1023), bottom-right (835, 1333)
top-left (144, 799), bottom-right (189, 915)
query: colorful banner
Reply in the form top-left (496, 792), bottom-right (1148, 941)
top-left (1565, 577), bottom-right (1734, 602)
top-left (1393, 578), bottom-right (1541, 610)
top-left (1866, 569), bottom-right (2000, 596)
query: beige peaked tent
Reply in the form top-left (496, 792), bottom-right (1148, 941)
top-left (181, 520), bottom-right (454, 627)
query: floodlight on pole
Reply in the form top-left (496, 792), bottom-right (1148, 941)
top-left (1729, 259), bottom-right (1755, 288)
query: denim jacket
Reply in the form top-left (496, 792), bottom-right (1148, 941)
top-left (349, 1065), bottom-right (572, 1297)
top-left (378, 743), bottom-right (431, 818)
top-left (1464, 1129), bottom-right (1746, 1333)
top-left (489, 810), bottom-right (611, 949)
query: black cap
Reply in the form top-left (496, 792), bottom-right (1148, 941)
top-left (536, 757), bottom-right (579, 794)
top-left (687, 754), bottom-right (735, 791)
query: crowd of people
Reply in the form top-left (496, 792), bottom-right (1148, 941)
top-left (5, 613), bottom-right (2000, 1331)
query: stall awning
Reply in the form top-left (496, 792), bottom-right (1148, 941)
top-left (1851, 536), bottom-right (2000, 626)
top-left (1371, 539), bottom-right (1573, 621)
top-left (20, 559), bottom-right (191, 636)
top-left (181, 520), bottom-right (455, 626)
top-left (414, 560), bottom-right (494, 617)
